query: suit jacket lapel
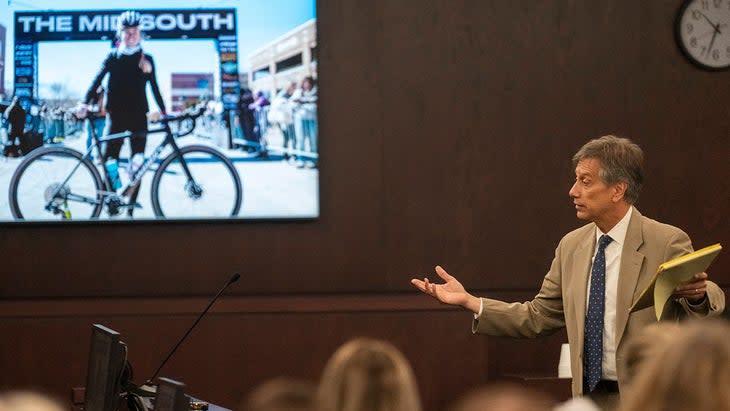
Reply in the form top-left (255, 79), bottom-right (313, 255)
top-left (615, 209), bottom-right (646, 347)
top-left (572, 227), bottom-right (596, 355)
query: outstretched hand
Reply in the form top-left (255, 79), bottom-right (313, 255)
top-left (411, 266), bottom-right (480, 313)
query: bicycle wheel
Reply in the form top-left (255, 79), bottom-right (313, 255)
top-left (151, 145), bottom-right (242, 218)
top-left (9, 147), bottom-right (104, 220)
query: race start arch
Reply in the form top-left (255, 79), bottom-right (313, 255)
top-left (12, 8), bottom-right (240, 111)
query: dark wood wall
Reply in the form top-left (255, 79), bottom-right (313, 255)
top-left (1, 1), bottom-right (728, 410)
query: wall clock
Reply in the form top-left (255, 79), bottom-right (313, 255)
top-left (676, 0), bottom-right (730, 70)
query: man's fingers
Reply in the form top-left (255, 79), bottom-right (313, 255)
top-left (694, 272), bottom-right (708, 280)
top-left (674, 286), bottom-right (707, 298)
top-left (676, 280), bottom-right (707, 292)
top-left (424, 277), bottom-right (434, 293)
top-left (435, 265), bottom-right (454, 282)
top-left (410, 278), bottom-right (426, 291)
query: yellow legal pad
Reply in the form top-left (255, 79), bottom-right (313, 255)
top-left (629, 243), bottom-right (722, 320)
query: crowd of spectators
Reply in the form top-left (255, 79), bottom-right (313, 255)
top-left (239, 76), bottom-right (319, 168)
top-left (233, 318), bottom-right (730, 411)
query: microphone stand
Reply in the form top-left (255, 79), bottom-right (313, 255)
top-left (125, 273), bottom-right (240, 411)
top-left (147, 273), bottom-right (240, 385)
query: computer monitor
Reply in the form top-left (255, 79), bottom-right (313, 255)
top-left (153, 378), bottom-right (188, 411)
top-left (84, 324), bottom-right (128, 411)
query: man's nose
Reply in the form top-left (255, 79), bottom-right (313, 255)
top-left (569, 182), bottom-right (579, 198)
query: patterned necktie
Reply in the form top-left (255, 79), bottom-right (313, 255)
top-left (584, 234), bottom-right (613, 393)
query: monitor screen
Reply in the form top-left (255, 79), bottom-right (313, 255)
top-left (84, 324), bottom-right (127, 411)
top-left (154, 377), bottom-right (189, 411)
top-left (0, 0), bottom-right (319, 223)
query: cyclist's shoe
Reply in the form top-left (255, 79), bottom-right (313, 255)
top-left (52, 135), bottom-right (65, 143)
top-left (3, 144), bottom-right (19, 158)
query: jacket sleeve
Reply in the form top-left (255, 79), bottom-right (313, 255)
top-left (146, 55), bottom-right (166, 113)
top-left (472, 239), bottom-right (567, 338)
top-left (85, 53), bottom-right (111, 104)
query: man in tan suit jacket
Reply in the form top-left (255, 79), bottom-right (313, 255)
top-left (411, 136), bottom-right (725, 409)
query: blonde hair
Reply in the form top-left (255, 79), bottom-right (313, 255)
top-left (316, 338), bottom-right (422, 411)
top-left (447, 383), bottom-right (554, 411)
top-left (0, 390), bottom-right (66, 411)
top-left (239, 377), bottom-right (315, 411)
top-left (621, 322), bottom-right (681, 387)
top-left (619, 319), bottom-right (730, 411)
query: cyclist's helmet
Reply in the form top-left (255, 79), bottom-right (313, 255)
top-left (117, 10), bottom-right (141, 30)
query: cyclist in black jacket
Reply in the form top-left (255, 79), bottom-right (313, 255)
top-left (83, 10), bottom-right (166, 215)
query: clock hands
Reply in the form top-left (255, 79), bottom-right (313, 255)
top-left (681, 7), bottom-right (730, 68)
top-left (706, 26), bottom-right (720, 57)
top-left (699, 11), bottom-right (720, 33)
top-left (696, 10), bottom-right (724, 58)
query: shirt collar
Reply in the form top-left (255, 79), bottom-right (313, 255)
top-left (595, 206), bottom-right (632, 247)
top-left (117, 44), bottom-right (142, 56)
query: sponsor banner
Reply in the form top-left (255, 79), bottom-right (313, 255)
top-left (216, 33), bottom-right (239, 109)
top-left (12, 8), bottom-right (238, 104)
top-left (0, 25), bottom-right (5, 95)
top-left (15, 9), bottom-right (236, 41)
top-left (13, 40), bottom-right (35, 98)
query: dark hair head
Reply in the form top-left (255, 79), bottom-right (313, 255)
top-left (572, 135), bottom-right (644, 204)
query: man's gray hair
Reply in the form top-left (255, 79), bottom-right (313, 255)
top-left (572, 135), bottom-right (644, 204)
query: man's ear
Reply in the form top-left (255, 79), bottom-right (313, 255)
top-left (612, 182), bottom-right (627, 202)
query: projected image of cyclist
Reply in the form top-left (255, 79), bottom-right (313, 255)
top-left (83, 10), bottom-right (166, 216)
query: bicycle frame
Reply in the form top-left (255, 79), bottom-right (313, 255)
top-left (122, 124), bottom-right (196, 194)
top-left (43, 111), bottom-right (201, 215)
top-left (42, 128), bottom-right (132, 213)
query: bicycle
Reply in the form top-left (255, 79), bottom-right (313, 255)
top-left (8, 106), bottom-right (243, 220)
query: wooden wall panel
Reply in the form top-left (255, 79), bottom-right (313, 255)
top-left (0, 1), bottom-right (728, 410)
top-left (0, 2), bottom-right (727, 297)
top-left (0, 297), bottom-right (491, 411)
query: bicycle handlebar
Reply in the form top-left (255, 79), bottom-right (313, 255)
top-left (76, 104), bottom-right (205, 138)
top-left (152, 105), bottom-right (205, 138)
top-left (153, 105), bottom-right (205, 125)
top-left (76, 104), bottom-right (204, 123)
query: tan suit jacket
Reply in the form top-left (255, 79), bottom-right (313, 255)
top-left (472, 209), bottom-right (725, 397)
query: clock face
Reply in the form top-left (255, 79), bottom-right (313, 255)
top-left (677, 0), bottom-right (730, 70)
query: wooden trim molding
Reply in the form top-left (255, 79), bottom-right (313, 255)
top-left (0, 292), bottom-right (464, 318)
top-left (3, 286), bottom-right (725, 319)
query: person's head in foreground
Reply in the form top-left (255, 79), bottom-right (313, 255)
top-left (618, 318), bottom-right (730, 411)
top-left (316, 338), bottom-right (422, 411)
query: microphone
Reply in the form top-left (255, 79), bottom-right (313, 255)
top-left (145, 272), bottom-right (240, 384)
